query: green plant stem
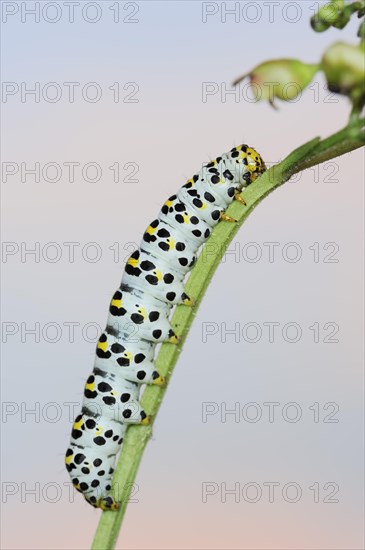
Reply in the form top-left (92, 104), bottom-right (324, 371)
top-left (294, 117), bottom-right (364, 172)
top-left (91, 122), bottom-right (364, 550)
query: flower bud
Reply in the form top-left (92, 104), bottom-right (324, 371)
top-left (321, 41), bottom-right (365, 107)
top-left (311, 0), bottom-right (347, 32)
top-left (233, 59), bottom-right (320, 106)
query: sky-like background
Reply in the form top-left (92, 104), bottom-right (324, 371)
top-left (1, 1), bottom-right (364, 549)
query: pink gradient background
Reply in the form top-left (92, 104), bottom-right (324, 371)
top-left (1, 1), bottom-right (364, 549)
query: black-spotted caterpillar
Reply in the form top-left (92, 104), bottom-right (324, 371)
top-left (65, 144), bottom-right (266, 510)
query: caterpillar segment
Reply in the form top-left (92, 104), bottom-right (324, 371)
top-left (66, 144), bottom-right (265, 509)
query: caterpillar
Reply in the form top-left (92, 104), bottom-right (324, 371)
top-left (65, 144), bottom-right (266, 510)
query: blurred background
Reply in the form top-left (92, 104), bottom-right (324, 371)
top-left (1, 1), bottom-right (364, 548)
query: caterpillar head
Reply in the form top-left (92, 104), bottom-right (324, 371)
top-left (229, 144), bottom-right (266, 185)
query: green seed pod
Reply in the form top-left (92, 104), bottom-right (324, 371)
top-left (321, 41), bottom-right (365, 107)
top-left (233, 59), bottom-right (320, 106)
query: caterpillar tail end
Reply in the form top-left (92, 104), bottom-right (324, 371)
top-left (87, 495), bottom-right (120, 511)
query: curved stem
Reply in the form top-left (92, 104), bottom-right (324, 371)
top-left (91, 123), bottom-right (363, 550)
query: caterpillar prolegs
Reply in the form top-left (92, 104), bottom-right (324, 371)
top-left (65, 144), bottom-right (266, 510)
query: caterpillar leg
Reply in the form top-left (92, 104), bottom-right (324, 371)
top-left (120, 400), bottom-right (150, 425)
top-left (168, 331), bottom-right (180, 344)
top-left (234, 191), bottom-right (247, 205)
top-left (141, 413), bottom-right (151, 425)
top-left (220, 212), bottom-right (237, 223)
top-left (182, 292), bottom-right (195, 306)
top-left (151, 371), bottom-right (165, 386)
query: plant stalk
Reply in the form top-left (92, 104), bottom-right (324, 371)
top-left (91, 122), bottom-right (364, 550)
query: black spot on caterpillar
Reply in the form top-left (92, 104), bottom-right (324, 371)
top-left (65, 144), bottom-right (266, 510)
